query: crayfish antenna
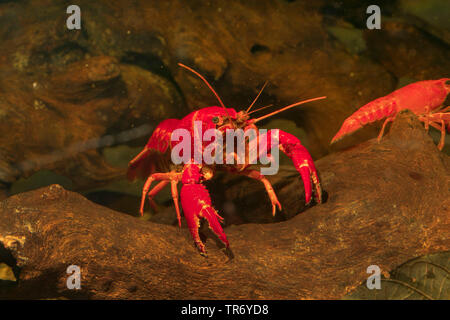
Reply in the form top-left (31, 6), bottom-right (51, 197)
top-left (246, 81), bottom-right (269, 113)
top-left (248, 104), bottom-right (274, 115)
top-left (252, 96), bottom-right (327, 123)
top-left (178, 63), bottom-right (230, 117)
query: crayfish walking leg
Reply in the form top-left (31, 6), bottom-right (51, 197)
top-left (419, 106), bottom-right (450, 150)
top-left (223, 167), bottom-right (282, 216)
top-left (140, 171), bottom-right (183, 226)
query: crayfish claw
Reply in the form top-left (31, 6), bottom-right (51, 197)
top-left (180, 180), bottom-right (230, 256)
top-left (297, 161), bottom-right (313, 204)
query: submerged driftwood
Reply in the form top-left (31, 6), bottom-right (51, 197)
top-left (0, 0), bottom-right (397, 193)
top-left (0, 111), bottom-right (449, 299)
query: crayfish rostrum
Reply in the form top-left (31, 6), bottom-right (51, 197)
top-left (128, 63), bottom-right (325, 256)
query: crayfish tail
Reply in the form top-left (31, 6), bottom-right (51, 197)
top-left (331, 97), bottom-right (398, 144)
top-left (330, 118), bottom-right (363, 144)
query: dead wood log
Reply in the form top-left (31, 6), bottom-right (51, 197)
top-left (0, 111), bottom-right (448, 299)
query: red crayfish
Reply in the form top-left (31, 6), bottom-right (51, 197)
top-left (127, 63), bottom-right (325, 256)
top-left (331, 78), bottom-right (450, 150)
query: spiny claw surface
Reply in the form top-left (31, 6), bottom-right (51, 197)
top-left (180, 183), bottom-right (229, 255)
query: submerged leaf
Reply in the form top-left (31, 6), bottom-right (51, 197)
top-left (343, 251), bottom-right (450, 300)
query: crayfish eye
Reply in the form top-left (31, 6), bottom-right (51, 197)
top-left (212, 116), bottom-right (220, 124)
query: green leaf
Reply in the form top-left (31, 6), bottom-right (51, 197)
top-left (343, 251), bottom-right (450, 300)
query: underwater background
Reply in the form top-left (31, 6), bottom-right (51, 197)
top-left (0, 0), bottom-right (448, 300)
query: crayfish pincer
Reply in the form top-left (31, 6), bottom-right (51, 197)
top-left (127, 63), bottom-right (325, 256)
